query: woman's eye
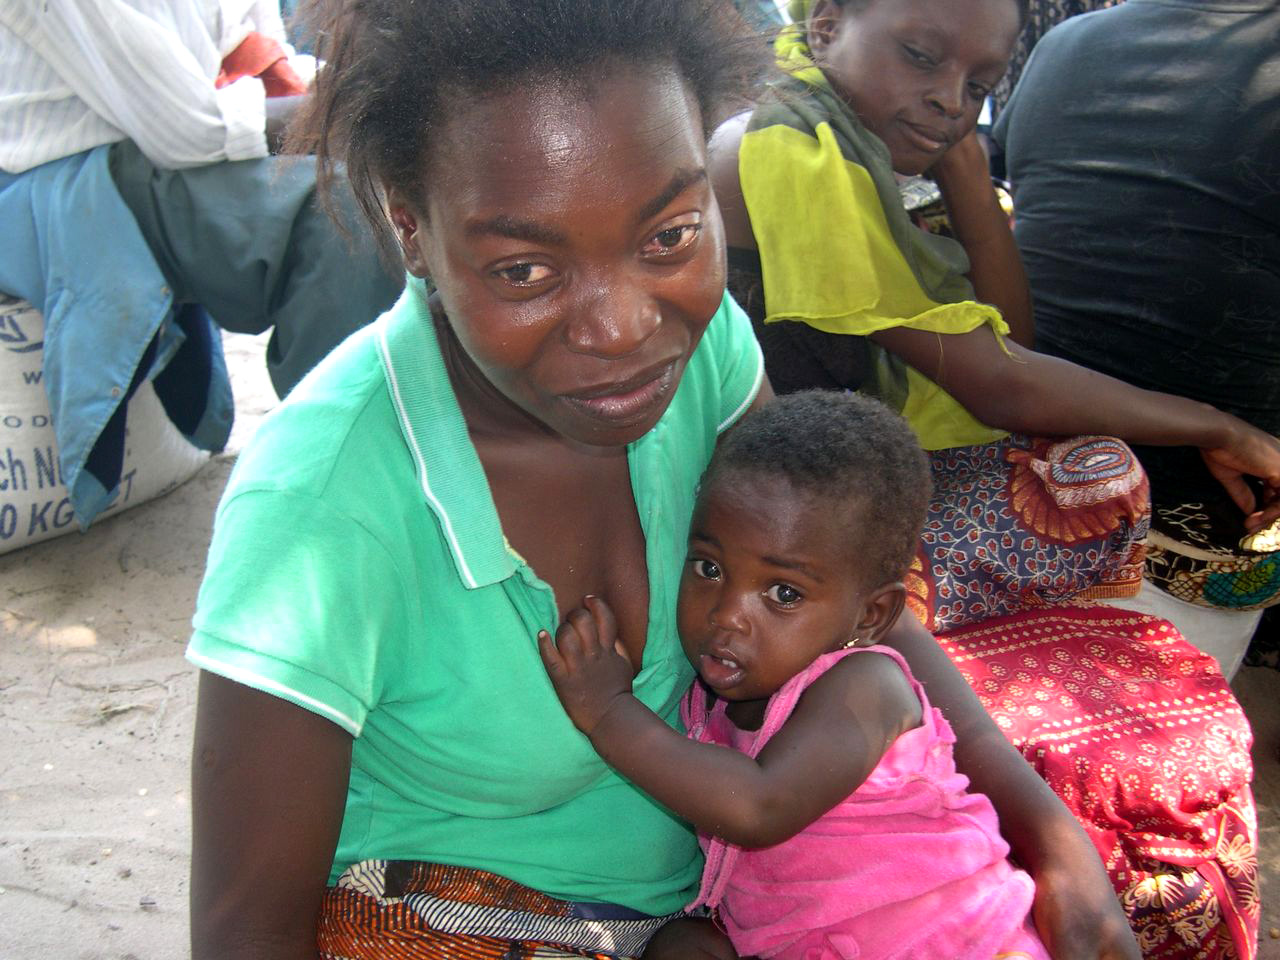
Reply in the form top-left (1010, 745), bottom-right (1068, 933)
top-left (691, 558), bottom-right (721, 580)
top-left (642, 221), bottom-right (701, 257)
top-left (493, 262), bottom-right (554, 285)
top-left (765, 583), bottom-right (802, 606)
top-left (902, 45), bottom-right (935, 68)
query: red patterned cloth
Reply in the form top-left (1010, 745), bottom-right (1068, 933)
top-left (938, 606), bottom-right (1259, 959)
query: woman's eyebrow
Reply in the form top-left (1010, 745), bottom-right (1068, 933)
top-left (465, 214), bottom-right (568, 245)
top-left (462, 169), bottom-right (706, 244)
top-left (636, 168), bottom-right (707, 224)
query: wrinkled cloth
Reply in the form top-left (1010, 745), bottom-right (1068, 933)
top-left (908, 434), bottom-right (1149, 633)
top-left (0, 149), bottom-right (231, 524)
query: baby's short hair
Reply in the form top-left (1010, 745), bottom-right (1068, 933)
top-left (704, 390), bottom-right (932, 588)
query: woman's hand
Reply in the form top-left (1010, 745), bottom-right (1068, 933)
top-left (929, 129), bottom-right (991, 189)
top-left (1030, 855), bottom-right (1141, 960)
top-left (1200, 417), bottom-right (1280, 532)
top-left (539, 595), bottom-right (636, 735)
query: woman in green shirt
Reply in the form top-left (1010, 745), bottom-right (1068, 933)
top-left (188, 1), bottom-right (1136, 957)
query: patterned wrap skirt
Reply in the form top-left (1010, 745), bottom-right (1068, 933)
top-left (317, 860), bottom-right (678, 960)
top-left (939, 605), bottom-right (1259, 960)
top-left (908, 433), bottom-right (1150, 634)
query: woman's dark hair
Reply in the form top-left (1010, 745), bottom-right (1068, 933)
top-left (293, 0), bottom-right (770, 256)
top-left (703, 390), bottom-right (932, 589)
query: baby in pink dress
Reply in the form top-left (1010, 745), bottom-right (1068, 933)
top-left (541, 390), bottom-right (1048, 959)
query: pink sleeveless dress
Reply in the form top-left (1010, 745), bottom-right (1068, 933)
top-left (681, 645), bottom-right (1049, 960)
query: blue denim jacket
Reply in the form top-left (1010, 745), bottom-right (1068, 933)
top-left (0, 146), bottom-right (232, 527)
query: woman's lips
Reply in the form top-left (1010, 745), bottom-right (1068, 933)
top-left (900, 120), bottom-right (950, 154)
top-left (561, 362), bottom-right (677, 425)
top-left (698, 652), bottom-right (745, 691)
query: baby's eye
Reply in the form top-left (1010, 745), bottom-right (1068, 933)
top-left (642, 220), bottom-right (701, 258)
top-left (492, 262), bottom-right (555, 285)
top-left (765, 583), bottom-right (802, 606)
top-left (691, 558), bottom-right (721, 580)
top-left (967, 82), bottom-right (990, 102)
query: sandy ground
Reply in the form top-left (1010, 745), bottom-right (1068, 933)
top-left (0, 330), bottom-right (1277, 959)
top-left (0, 332), bottom-right (272, 960)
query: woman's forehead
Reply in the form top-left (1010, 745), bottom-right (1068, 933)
top-left (423, 66), bottom-right (707, 212)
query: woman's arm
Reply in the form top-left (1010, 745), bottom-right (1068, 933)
top-left (191, 672), bottom-right (353, 960)
top-left (538, 598), bottom-right (916, 848)
top-left (874, 322), bottom-right (1280, 530)
top-left (931, 132), bottom-right (1034, 347)
top-left (881, 612), bottom-right (1141, 960)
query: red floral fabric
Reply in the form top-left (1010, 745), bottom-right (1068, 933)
top-left (939, 605), bottom-right (1258, 959)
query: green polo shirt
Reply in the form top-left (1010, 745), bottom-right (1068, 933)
top-left (187, 279), bottom-right (764, 914)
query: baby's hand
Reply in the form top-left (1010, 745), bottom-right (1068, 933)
top-left (538, 595), bottom-right (635, 736)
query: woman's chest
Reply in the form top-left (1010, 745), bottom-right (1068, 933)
top-left (361, 558), bottom-right (691, 812)
top-left (486, 445), bottom-right (654, 662)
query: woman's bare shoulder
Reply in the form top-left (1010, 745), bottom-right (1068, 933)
top-left (708, 111), bottom-right (756, 250)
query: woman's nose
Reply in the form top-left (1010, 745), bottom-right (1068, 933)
top-left (565, 276), bottom-right (661, 358)
top-left (926, 73), bottom-right (966, 120)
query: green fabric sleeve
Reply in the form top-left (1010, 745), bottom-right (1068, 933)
top-left (188, 489), bottom-right (412, 736)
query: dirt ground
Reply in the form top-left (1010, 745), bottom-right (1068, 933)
top-left (0, 333), bottom-right (272, 960)
top-left (0, 330), bottom-right (1277, 959)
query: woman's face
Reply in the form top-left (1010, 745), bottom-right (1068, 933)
top-left (391, 65), bottom-right (726, 449)
top-left (809, 0), bottom-right (1020, 175)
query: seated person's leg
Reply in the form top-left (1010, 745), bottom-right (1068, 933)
top-left (108, 141), bottom-right (403, 397)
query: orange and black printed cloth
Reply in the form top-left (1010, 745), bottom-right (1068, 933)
top-left (317, 860), bottom-right (677, 960)
top-left (907, 434), bottom-right (1150, 635)
top-left (940, 605), bottom-right (1259, 960)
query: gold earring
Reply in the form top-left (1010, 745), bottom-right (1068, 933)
top-left (842, 635), bottom-right (862, 649)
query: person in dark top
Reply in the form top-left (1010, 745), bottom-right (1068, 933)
top-left (987, 0), bottom-right (1119, 118)
top-left (993, 0), bottom-right (1280, 618)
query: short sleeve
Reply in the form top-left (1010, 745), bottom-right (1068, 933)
top-left (188, 489), bottom-right (410, 736)
top-left (706, 291), bottom-right (765, 434)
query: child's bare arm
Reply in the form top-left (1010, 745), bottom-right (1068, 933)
top-left (539, 597), bottom-right (918, 848)
top-left (931, 132), bottom-right (1034, 347)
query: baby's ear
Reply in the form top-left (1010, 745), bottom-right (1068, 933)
top-left (856, 582), bottom-right (906, 645)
